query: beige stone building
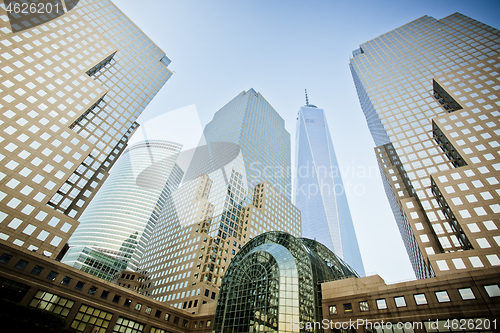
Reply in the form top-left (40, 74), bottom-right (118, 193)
top-left (139, 90), bottom-right (301, 313)
top-left (0, 0), bottom-right (172, 258)
top-left (350, 13), bottom-right (500, 279)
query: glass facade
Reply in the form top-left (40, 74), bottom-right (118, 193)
top-left (139, 89), bottom-right (301, 310)
top-left (62, 140), bottom-right (183, 280)
top-left (293, 104), bottom-right (365, 276)
top-left (350, 13), bottom-right (500, 278)
top-left (213, 231), bottom-right (358, 333)
top-left (0, 0), bottom-right (172, 258)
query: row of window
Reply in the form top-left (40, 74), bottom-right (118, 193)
top-left (329, 284), bottom-right (500, 314)
top-left (0, 253), bottom-right (196, 327)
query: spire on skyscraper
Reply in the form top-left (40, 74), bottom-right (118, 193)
top-left (304, 89), bottom-right (317, 108)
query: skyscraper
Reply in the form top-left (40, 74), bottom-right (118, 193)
top-left (0, 0), bottom-right (172, 258)
top-left (62, 140), bottom-right (184, 280)
top-left (139, 89), bottom-right (301, 312)
top-left (350, 13), bottom-right (500, 279)
top-left (293, 92), bottom-right (365, 276)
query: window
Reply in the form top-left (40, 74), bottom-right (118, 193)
top-left (31, 265), bottom-right (43, 275)
top-left (484, 284), bottom-right (500, 297)
top-left (414, 293), bottom-right (427, 305)
top-left (100, 290), bottom-right (109, 300)
top-left (458, 288), bottom-right (475, 300)
top-left (394, 296), bottom-right (406, 307)
top-left (435, 291), bottom-right (451, 303)
top-left (145, 306), bottom-right (152, 314)
top-left (112, 295), bottom-right (121, 303)
top-left (0, 254), bottom-right (12, 264)
top-left (74, 281), bottom-right (85, 290)
top-left (15, 259), bottom-right (28, 270)
top-left (135, 303), bottom-right (142, 311)
top-left (155, 310), bottom-right (161, 318)
top-left (344, 303), bottom-right (352, 313)
top-left (29, 291), bottom-right (74, 317)
top-left (359, 301), bottom-right (369, 312)
top-left (124, 298), bottom-right (132, 307)
top-left (376, 299), bottom-right (387, 309)
top-left (164, 313), bottom-right (170, 321)
top-left (211, 291), bottom-right (216, 299)
top-left (173, 316), bottom-right (180, 325)
top-left (88, 286), bottom-right (97, 295)
top-left (193, 322), bottom-right (197, 328)
top-left (113, 317), bottom-right (144, 333)
top-left (46, 271), bottom-right (58, 281)
top-left (183, 320), bottom-right (188, 327)
top-left (207, 320), bottom-right (211, 327)
top-left (70, 304), bottom-right (112, 332)
top-left (199, 321), bottom-right (204, 328)
top-left (204, 289), bottom-right (209, 297)
top-left (61, 276), bottom-right (72, 286)
top-left (329, 305), bottom-right (337, 315)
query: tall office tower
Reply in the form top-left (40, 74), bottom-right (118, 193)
top-left (139, 89), bottom-right (301, 312)
top-left (350, 13), bottom-right (500, 279)
top-left (293, 93), bottom-right (365, 276)
top-left (62, 140), bottom-right (183, 281)
top-left (0, 1), bottom-right (172, 258)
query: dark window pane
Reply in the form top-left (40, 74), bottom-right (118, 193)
top-left (88, 286), bottom-right (97, 295)
top-left (173, 316), bottom-right (179, 325)
top-left (46, 271), bottom-right (58, 281)
top-left (155, 310), bottom-right (161, 318)
top-left (15, 260), bottom-right (28, 270)
top-left (344, 303), bottom-right (352, 313)
top-left (112, 295), bottom-right (121, 303)
top-left (0, 254), bottom-right (12, 264)
top-left (75, 281), bottom-right (85, 290)
top-left (61, 276), bottom-right (72, 285)
top-left (100, 290), bottom-right (109, 299)
top-left (124, 299), bottom-right (132, 307)
top-left (31, 265), bottom-right (43, 275)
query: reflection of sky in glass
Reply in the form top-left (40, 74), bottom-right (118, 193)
top-left (294, 106), bottom-right (365, 276)
top-left (62, 141), bottom-right (183, 278)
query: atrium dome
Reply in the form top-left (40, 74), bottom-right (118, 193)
top-left (213, 231), bottom-right (358, 333)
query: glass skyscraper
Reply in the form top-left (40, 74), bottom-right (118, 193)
top-left (0, 0), bottom-right (172, 258)
top-left (293, 98), bottom-right (365, 276)
top-left (139, 89), bottom-right (301, 312)
top-left (350, 13), bottom-right (500, 279)
top-left (62, 140), bottom-right (183, 280)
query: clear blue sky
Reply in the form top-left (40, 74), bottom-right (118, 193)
top-left (114, 0), bottom-right (500, 283)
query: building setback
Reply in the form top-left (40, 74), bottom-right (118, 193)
top-left (293, 95), bottom-right (365, 276)
top-left (0, 0), bottom-right (173, 258)
top-left (350, 13), bottom-right (500, 279)
top-left (139, 89), bottom-right (301, 312)
top-left (62, 140), bottom-right (184, 281)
